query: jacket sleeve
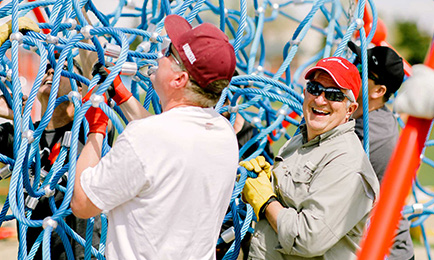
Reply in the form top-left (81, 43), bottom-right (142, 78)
top-left (275, 163), bottom-right (374, 257)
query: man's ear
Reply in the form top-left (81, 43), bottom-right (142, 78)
top-left (371, 84), bottom-right (387, 99)
top-left (346, 102), bottom-right (358, 120)
top-left (172, 71), bottom-right (189, 89)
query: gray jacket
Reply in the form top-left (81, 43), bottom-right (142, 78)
top-left (248, 120), bottom-right (379, 260)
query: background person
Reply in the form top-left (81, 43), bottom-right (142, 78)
top-left (0, 57), bottom-right (104, 259)
top-left (348, 41), bottom-right (414, 260)
top-left (241, 57), bottom-right (379, 259)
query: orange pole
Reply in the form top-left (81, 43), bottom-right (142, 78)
top-left (357, 37), bottom-right (434, 260)
top-left (28, 0), bottom-right (50, 34)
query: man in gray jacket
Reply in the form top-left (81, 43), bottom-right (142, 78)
top-left (241, 57), bottom-right (380, 259)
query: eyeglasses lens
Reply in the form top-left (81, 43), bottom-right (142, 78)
top-left (306, 81), bottom-right (346, 102)
top-left (164, 44), bottom-right (172, 57)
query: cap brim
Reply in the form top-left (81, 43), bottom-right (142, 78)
top-left (348, 41), bottom-right (362, 64)
top-left (165, 15), bottom-right (192, 47)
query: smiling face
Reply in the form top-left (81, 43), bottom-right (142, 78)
top-left (303, 70), bottom-right (358, 141)
top-left (38, 62), bottom-right (81, 102)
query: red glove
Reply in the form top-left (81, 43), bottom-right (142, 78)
top-left (83, 91), bottom-right (109, 137)
top-left (109, 71), bottom-right (132, 105)
top-left (92, 63), bottom-right (132, 105)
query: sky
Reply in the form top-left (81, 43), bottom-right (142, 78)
top-left (374, 0), bottom-right (433, 35)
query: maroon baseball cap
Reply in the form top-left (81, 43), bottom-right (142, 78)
top-left (164, 15), bottom-right (236, 92)
top-left (304, 57), bottom-right (362, 101)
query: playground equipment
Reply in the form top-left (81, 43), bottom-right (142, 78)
top-left (0, 0), bottom-right (432, 259)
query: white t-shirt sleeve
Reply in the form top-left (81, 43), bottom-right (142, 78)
top-left (80, 129), bottom-right (149, 211)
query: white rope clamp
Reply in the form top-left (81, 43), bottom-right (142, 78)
top-left (149, 32), bottom-right (159, 43)
top-left (278, 108), bottom-right (287, 115)
top-left (67, 91), bottom-right (81, 102)
top-left (272, 3), bottom-right (279, 10)
top-left (6, 69), bottom-right (12, 81)
top-left (42, 217), bottom-right (58, 229)
top-left (22, 130), bottom-right (34, 144)
top-left (221, 226), bottom-right (235, 243)
top-left (90, 94), bottom-right (104, 108)
top-left (10, 32), bottom-right (23, 44)
top-left (65, 18), bottom-right (77, 30)
top-left (61, 131), bottom-right (72, 148)
top-left (228, 105), bottom-right (239, 113)
top-left (255, 7), bottom-right (264, 16)
top-left (81, 25), bottom-right (94, 39)
top-left (412, 203), bottom-right (424, 214)
top-left (45, 35), bottom-right (59, 45)
top-left (43, 185), bottom-right (55, 198)
top-left (104, 42), bottom-right (121, 58)
top-left (0, 164), bottom-right (12, 180)
top-left (290, 39), bottom-right (300, 46)
top-left (25, 196), bottom-right (39, 210)
top-left (137, 41), bottom-right (151, 52)
top-left (355, 18), bottom-right (364, 30)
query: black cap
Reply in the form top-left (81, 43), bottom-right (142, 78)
top-left (348, 41), bottom-right (404, 96)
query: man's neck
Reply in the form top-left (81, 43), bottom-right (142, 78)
top-left (41, 103), bottom-right (75, 130)
top-left (353, 99), bottom-right (385, 119)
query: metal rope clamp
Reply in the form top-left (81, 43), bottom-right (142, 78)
top-left (43, 185), bottom-right (55, 198)
top-left (61, 131), bottom-right (72, 148)
top-left (412, 203), bottom-right (424, 214)
top-left (10, 32), bottom-right (23, 44)
top-left (42, 217), bottom-right (58, 229)
top-left (90, 94), bottom-right (105, 108)
top-left (104, 42), bottom-right (121, 58)
top-left (22, 129), bottom-right (34, 144)
top-left (221, 226), bottom-right (235, 243)
top-left (68, 91), bottom-right (81, 102)
top-left (0, 164), bottom-right (12, 180)
top-left (25, 196), bottom-right (39, 210)
top-left (64, 18), bottom-right (77, 30)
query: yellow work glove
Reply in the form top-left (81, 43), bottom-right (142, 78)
top-left (0, 17), bottom-right (41, 46)
top-left (239, 156), bottom-right (272, 179)
top-left (240, 156), bottom-right (275, 220)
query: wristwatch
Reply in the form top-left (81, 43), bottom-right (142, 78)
top-left (259, 196), bottom-right (278, 219)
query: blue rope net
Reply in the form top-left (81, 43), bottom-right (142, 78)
top-left (0, 0), bottom-right (431, 259)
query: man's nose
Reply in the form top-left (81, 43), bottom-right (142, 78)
top-left (314, 92), bottom-right (328, 104)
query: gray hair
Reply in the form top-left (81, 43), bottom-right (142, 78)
top-left (170, 61), bottom-right (227, 108)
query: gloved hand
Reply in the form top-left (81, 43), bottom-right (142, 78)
top-left (239, 156), bottom-right (272, 179)
top-left (92, 62), bottom-right (132, 105)
top-left (394, 64), bottom-right (434, 119)
top-left (240, 156), bottom-right (275, 220)
top-left (242, 171), bottom-right (276, 221)
top-left (0, 17), bottom-right (41, 46)
top-left (83, 92), bottom-right (108, 137)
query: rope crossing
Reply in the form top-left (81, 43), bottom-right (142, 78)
top-left (0, 0), bottom-right (431, 259)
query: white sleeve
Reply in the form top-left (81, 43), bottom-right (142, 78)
top-left (80, 130), bottom-right (149, 211)
top-left (394, 64), bottom-right (434, 119)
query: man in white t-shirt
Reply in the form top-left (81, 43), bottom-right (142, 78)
top-left (71, 14), bottom-right (239, 260)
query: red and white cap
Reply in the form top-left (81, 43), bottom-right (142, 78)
top-left (164, 15), bottom-right (236, 93)
top-left (304, 57), bottom-right (362, 100)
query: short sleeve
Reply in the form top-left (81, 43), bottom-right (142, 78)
top-left (80, 131), bottom-right (149, 211)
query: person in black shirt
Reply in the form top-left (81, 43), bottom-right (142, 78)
top-left (0, 59), bottom-right (105, 259)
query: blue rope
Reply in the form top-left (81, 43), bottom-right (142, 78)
top-left (0, 1), bottom-right (431, 259)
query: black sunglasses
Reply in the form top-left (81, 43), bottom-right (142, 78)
top-left (163, 44), bottom-right (182, 66)
top-left (45, 63), bottom-right (70, 74)
top-left (306, 81), bottom-right (353, 102)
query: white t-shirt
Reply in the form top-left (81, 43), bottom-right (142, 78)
top-left (81, 106), bottom-right (239, 260)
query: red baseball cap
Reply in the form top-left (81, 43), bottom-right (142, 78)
top-left (304, 57), bottom-right (362, 101)
top-left (164, 15), bottom-right (236, 92)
